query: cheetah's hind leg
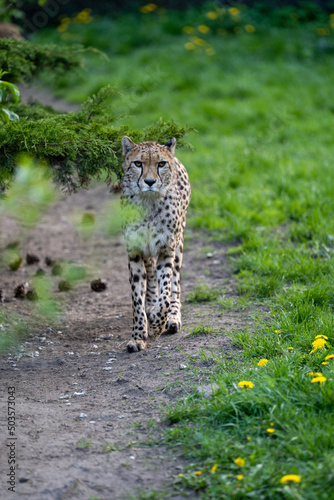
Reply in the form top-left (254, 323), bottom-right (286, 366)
top-left (165, 242), bottom-right (183, 335)
top-left (144, 257), bottom-right (158, 335)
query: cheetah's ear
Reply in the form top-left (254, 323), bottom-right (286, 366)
top-left (121, 136), bottom-right (135, 156)
top-left (164, 137), bottom-right (176, 155)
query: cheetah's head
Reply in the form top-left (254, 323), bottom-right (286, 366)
top-left (121, 137), bottom-right (176, 197)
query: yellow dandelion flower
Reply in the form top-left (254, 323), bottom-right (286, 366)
top-left (247, 436), bottom-right (251, 441)
top-left (325, 354), bottom-right (334, 360)
top-left (182, 26), bottom-right (195, 34)
top-left (184, 42), bottom-right (195, 50)
top-left (211, 463), bottom-right (218, 473)
top-left (315, 335), bottom-right (328, 339)
top-left (258, 359), bottom-right (268, 366)
top-left (234, 457), bottom-right (245, 467)
top-left (195, 470), bottom-right (203, 475)
top-left (75, 8), bottom-right (93, 23)
top-left (229, 7), bottom-right (240, 16)
top-left (244, 24), bottom-right (256, 33)
top-left (198, 25), bottom-right (211, 33)
top-left (206, 11), bottom-right (218, 20)
top-left (267, 428), bottom-right (275, 433)
top-left (57, 17), bottom-right (70, 32)
top-left (275, 330), bottom-right (281, 333)
top-left (140, 3), bottom-right (158, 14)
top-left (288, 347), bottom-right (294, 350)
top-left (308, 372), bottom-right (322, 377)
top-left (191, 36), bottom-right (208, 46)
top-left (311, 376), bottom-right (327, 384)
top-left (310, 338), bottom-right (327, 353)
top-left (280, 474), bottom-right (301, 484)
top-left (316, 27), bottom-right (330, 36)
top-left (270, 422), bottom-right (274, 426)
top-left (238, 381), bottom-right (254, 389)
top-left (322, 362), bottom-right (328, 365)
top-left (205, 47), bottom-right (215, 56)
top-left (237, 474), bottom-right (244, 480)
top-left (178, 473), bottom-right (183, 477)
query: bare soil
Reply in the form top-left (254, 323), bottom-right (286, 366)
top-left (0, 184), bottom-right (249, 500)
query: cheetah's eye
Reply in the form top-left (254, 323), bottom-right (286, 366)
top-left (134, 161), bottom-right (142, 167)
top-left (158, 161), bottom-right (167, 168)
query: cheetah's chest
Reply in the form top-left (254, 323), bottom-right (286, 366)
top-left (124, 209), bottom-right (182, 258)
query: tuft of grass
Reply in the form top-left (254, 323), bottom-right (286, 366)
top-left (76, 437), bottom-right (92, 449)
top-left (9, 255), bottom-right (23, 271)
top-left (217, 296), bottom-right (238, 310)
top-left (188, 323), bottom-right (216, 336)
top-left (186, 284), bottom-right (220, 303)
top-left (102, 441), bottom-right (117, 452)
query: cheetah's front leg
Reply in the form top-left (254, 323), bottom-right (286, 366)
top-left (147, 251), bottom-right (175, 339)
top-left (127, 257), bottom-right (148, 352)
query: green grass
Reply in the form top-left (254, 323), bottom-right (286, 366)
top-left (188, 323), bottom-right (217, 336)
top-left (31, 10), bottom-right (334, 499)
top-left (186, 284), bottom-right (220, 303)
top-left (76, 437), bottom-right (92, 449)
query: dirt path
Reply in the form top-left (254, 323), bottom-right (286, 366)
top-left (0, 183), bottom-right (247, 500)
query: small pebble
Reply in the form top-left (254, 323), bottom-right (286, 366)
top-left (196, 383), bottom-right (220, 398)
top-left (78, 413), bottom-right (87, 418)
top-left (179, 364), bottom-right (187, 370)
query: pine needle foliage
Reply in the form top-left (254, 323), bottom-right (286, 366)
top-left (0, 85), bottom-right (193, 192)
top-left (0, 38), bottom-right (84, 83)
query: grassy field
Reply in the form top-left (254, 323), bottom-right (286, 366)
top-left (34, 9), bottom-right (334, 498)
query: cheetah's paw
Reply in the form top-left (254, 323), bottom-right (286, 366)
top-left (165, 318), bottom-right (181, 335)
top-left (126, 339), bottom-right (147, 352)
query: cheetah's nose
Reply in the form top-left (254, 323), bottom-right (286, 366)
top-left (144, 179), bottom-right (156, 187)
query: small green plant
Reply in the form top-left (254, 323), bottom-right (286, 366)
top-left (76, 437), bottom-right (92, 449)
top-left (217, 296), bottom-right (237, 310)
top-left (188, 323), bottom-right (216, 336)
top-left (187, 284), bottom-right (220, 303)
top-left (102, 441), bottom-right (117, 452)
top-left (0, 70), bottom-right (19, 123)
top-left (8, 255), bottom-right (22, 271)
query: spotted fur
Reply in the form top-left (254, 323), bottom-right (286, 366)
top-left (121, 136), bottom-right (191, 352)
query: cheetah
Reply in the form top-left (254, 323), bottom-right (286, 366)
top-left (121, 136), bottom-right (191, 352)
